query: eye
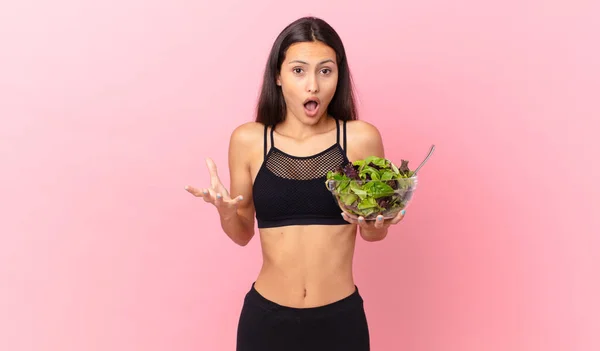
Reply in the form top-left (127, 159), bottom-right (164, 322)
top-left (292, 68), bottom-right (304, 74)
top-left (321, 68), bottom-right (332, 75)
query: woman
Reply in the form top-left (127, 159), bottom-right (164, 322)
top-left (185, 16), bottom-right (406, 351)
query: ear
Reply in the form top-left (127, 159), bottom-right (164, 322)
top-left (276, 74), bottom-right (281, 86)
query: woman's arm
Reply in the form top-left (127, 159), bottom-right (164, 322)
top-left (185, 122), bottom-right (260, 246)
top-left (345, 120), bottom-right (398, 242)
top-left (223, 123), bottom-right (259, 246)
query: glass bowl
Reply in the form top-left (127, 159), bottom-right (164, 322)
top-left (326, 177), bottom-right (418, 220)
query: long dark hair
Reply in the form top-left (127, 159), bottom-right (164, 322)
top-left (255, 17), bottom-right (358, 126)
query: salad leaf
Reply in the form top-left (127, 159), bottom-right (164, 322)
top-left (326, 156), bottom-right (416, 218)
top-left (399, 160), bottom-right (411, 177)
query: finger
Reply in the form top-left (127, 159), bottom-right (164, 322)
top-left (340, 212), bottom-right (357, 224)
top-left (214, 192), bottom-right (224, 207)
top-left (185, 185), bottom-right (215, 204)
top-left (205, 158), bottom-right (222, 188)
top-left (374, 215), bottom-right (385, 229)
top-left (201, 188), bottom-right (216, 203)
top-left (389, 210), bottom-right (406, 225)
top-left (185, 185), bottom-right (208, 199)
top-left (225, 194), bottom-right (244, 207)
top-left (356, 216), bottom-right (370, 229)
top-left (184, 185), bottom-right (199, 195)
top-left (199, 187), bottom-right (217, 204)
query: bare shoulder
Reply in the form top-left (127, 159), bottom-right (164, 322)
top-left (230, 121), bottom-right (265, 145)
top-left (346, 120), bottom-right (382, 140)
top-left (345, 120), bottom-right (385, 159)
top-left (228, 121), bottom-right (265, 169)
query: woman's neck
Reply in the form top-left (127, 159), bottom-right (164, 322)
top-left (276, 113), bottom-right (334, 140)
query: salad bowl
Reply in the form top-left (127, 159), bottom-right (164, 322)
top-left (326, 156), bottom-right (418, 220)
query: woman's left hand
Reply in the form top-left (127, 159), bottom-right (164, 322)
top-left (341, 209), bottom-right (406, 230)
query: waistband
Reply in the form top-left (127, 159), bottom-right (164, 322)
top-left (256, 216), bottom-right (350, 228)
top-left (244, 282), bottom-right (364, 318)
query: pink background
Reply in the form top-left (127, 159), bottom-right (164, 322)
top-left (1, 1), bottom-right (599, 350)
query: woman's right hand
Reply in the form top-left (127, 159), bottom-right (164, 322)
top-left (185, 157), bottom-right (244, 219)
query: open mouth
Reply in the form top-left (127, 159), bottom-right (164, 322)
top-left (303, 98), bottom-right (320, 117)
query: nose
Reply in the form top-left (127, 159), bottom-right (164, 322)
top-left (306, 74), bottom-right (319, 93)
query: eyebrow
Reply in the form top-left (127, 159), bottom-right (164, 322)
top-left (288, 59), bottom-right (336, 65)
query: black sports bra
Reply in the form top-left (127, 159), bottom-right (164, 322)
top-left (252, 119), bottom-right (350, 228)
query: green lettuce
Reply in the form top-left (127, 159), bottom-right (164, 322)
top-left (326, 156), bottom-right (415, 218)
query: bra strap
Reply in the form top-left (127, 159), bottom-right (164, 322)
top-left (270, 124), bottom-right (275, 150)
top-left (335, 118), bottom-right (340, 145)
top-left (343, 120), bottom-right (347, 151)
top-left (263, 124), bottom-right (268, 159)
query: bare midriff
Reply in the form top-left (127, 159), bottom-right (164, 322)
top-left (253, 223), bottom-right (358, 308)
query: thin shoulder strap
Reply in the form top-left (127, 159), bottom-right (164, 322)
top-left (263, 124), bottom-right (268, 158)
top-left (270, 124), bottom-right (275, 150)
top-left (343, 120), bottom-right (347, 151)
top-left (335, 118), bottom-right (340, 145)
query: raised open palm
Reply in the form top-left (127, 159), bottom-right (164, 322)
top-left (185, 158), bottom-right (243, 216)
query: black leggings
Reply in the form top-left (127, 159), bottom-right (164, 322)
top-left (236, 283), bottom-right (370, 351)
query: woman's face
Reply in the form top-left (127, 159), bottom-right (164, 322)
top-left (277, 41), bottom-right (339, 125)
